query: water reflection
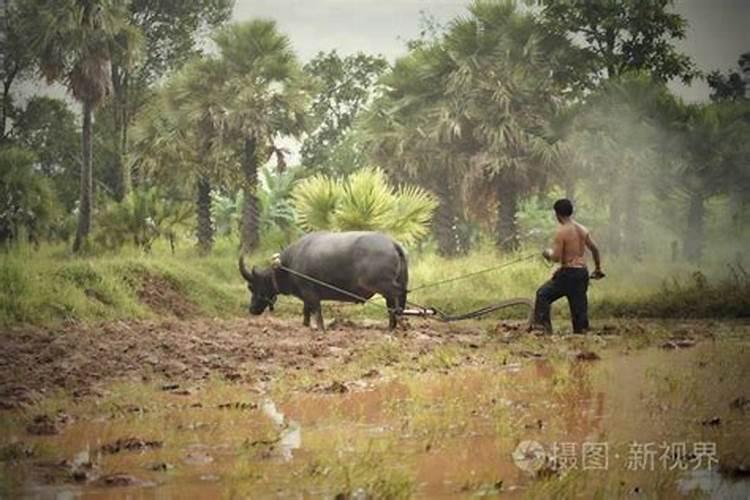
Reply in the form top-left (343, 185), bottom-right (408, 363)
top-left (261, 399), bottom-right (301, 462)
top-left (678, 468), bottom-right (750, 499)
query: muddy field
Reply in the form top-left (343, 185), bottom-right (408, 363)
top-left (0, 316), bottom-right (527, 408)
top-left (1, 317), bottom-right (749, 498)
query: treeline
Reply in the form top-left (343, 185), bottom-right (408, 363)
top-left (1, 0), bottom-right (748, 262)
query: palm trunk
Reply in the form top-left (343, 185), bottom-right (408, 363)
top-left (111, 66), bottom-right (131, 200)
top-left (495, 175), bottom-right (519, 251)
top-left (73, 100), bottom-right (94, 252)
top-left (241, 136), bottom-right (260, 252)
top-left (432, 179), bottom-right (460, 256)
top-left (121, 77), bottom-right (131, 193)
top-left (1, 76), bottom-right (13, 143)
top-left (112, 101), bottom-right (131, 200)
top-left (1, 58), bottom-right (18, 144)
top-left (684, 192), bottom-right (704, 262)
top-left (196, 175), bottom-right (214, 253)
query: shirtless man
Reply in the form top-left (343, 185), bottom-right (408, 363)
top-left (531, 199), bottom-right (604, 334)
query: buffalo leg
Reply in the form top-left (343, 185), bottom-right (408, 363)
top-left (303, 303), bottom-right (312, 327)
top-left (314, 306), bottom-right (325, 332)
top-left (304, 300), bottom-right (324, 332)
top-left (386, 296), bottom-right (398, 330)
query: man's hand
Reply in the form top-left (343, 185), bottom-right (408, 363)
top-left (590, 269), bottom-right (606, 280)
top-left (542, 248), bottom-right (553, 261)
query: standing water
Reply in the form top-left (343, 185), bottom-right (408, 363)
top-left (3, 339), bottom-right (749, 498)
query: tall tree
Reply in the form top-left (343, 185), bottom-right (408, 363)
top-left (364, 42), bottom-right (473, 256)
top-left (567, 73), bottom-right (671, 257)
top-left (706, 52), bottom-right (750, 232)
top-left (13, 97), bottom-right (80, 209)
top-left (302, 50), bottom-right (388, 176)
top-left (539, 0), bottom-right (698, 86)
top-left (712, 101), bottom-right (750, 233)
top-left (109, 0), bottom-right (233, 200)
top-left (445, 1), bottom-right (574, 250)
top-left (707, 51), bottom-right (749, 102)
top-left (213, 20), bottom-right (309, 252)
top-left (677, 105), bottom-right (728, 261)
top-left (0, 0), bottom-right (35, 143)
top-left (654, 101), bottom-right (742, 261)
top-left (24, 0), bottom-right (129, 252)
top-left (367, 1), bottom-right (575, 252)
top-left (163, 57), bottom-right (231, 253)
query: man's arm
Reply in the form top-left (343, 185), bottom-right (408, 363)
top-left (543, 230), bottom-right (565, 263)
top-left (585, 233), bottom-right (604, 277)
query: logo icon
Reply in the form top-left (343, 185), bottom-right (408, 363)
top-left (512, 440), bottom-right (547, 473)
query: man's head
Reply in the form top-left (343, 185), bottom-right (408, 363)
top-left (553, 198), bottom-right (573, 223)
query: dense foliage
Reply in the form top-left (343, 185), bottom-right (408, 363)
top-left (0, 0), bottom-right (746, 267)
top-left (0, 147), bottom-right (59, 245)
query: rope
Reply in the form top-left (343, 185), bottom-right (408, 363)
top-left (276, 264), bottom-right (391, 312)
top-left (268, 252), bottom-right (538, 318)
top-left (404, 298), bottom-right (532, 322)
top-left (407, 253), bottom-right (538, 293)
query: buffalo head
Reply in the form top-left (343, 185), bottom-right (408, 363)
top-left (239, 256), bottom-right (277, 315)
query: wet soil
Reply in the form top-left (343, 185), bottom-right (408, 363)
top-left (1, 317), bottom-right (749, 498)
top-left (0, 316), bottom-right (536, 409)
top-left (0, 316), bottom-right (740, 411)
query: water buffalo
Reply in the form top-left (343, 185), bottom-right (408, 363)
top-left (239, 231), bottom-right (409, 331)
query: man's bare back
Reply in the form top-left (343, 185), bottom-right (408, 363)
top-left (544, 218), bottom-right (602, 274)
top-left (555, 221), bottom-right (589, 268)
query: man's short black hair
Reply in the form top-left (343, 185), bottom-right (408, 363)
top-left (553, 198), bottom-right (573, 217)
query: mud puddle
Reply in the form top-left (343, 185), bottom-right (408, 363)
top-left (2, 334), bottom-right (750, 498)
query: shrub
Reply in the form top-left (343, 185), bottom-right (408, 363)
top-left (0, 146), bottom-right (59, 245)
top-left (94, 187), bottom-right (193, 252)
top-left (292, 167), bottom-right (437, 245)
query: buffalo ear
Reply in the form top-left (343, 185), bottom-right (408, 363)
top-left (251, 265), bottom-right (258, 278)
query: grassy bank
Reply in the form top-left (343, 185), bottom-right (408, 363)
top-left (1, 240), bottom-right (748, 327)
top-left (0, 242), bottom-right (245, 326)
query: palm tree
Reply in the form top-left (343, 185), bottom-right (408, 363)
top-left (213, 20), bottom-right (309, 252)
top-left (24, 0), bottom-right (129, 252)
top-left (448, 1), bottom-right (578, 251)
top-left (649, 98), bottom-right (744, 262)
top-left (163, 57), bottom-right (232, 253)
top-left (364, 38), bottom-right (479, 256)
top-left (568, 73), bottom-right (671, 257)
top-left (367, 1), bottom-right (571, 252)
top-left (716, 100), bottom-right (750, 232)
top-left (677, 104), bottom-right (739, 261)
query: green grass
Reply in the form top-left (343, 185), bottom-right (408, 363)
top-left (1, 238), bottom-right (747, 327)
top-left (0, 241), bottom-right (246, 326)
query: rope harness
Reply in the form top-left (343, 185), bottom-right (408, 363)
top-left (267, 252), bottom-right (537, 322)
top-left (406, 253), bottom-right (538, 292)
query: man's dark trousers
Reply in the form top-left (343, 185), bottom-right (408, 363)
top-left (533, 267), bottom-right (590, 333)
